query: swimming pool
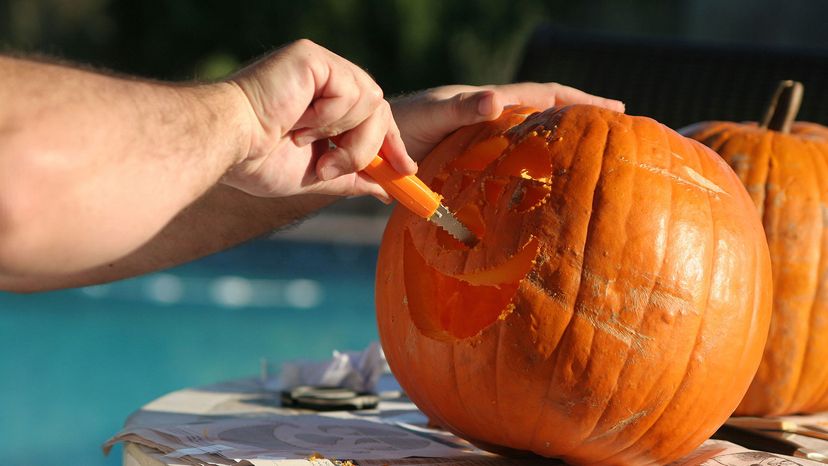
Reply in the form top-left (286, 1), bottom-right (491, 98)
top-left (0, 238), bottom-right (382, 466)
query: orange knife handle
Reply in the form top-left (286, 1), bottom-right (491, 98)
top-left (363, 155), bottom-right (441, 219)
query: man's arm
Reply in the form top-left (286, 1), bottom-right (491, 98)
top-left (0, 186), bottom-right (336, 292)
top-left (0, 40), bottom-right (410, 279)
top-left (0, 81), bottom-right (624, 293)
top-left (0, 55), bottom-right (251, 276)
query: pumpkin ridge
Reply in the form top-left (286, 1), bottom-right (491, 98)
top-left (756, 131), bottom-right (778, 220)
top-left (782, 137), bottom-right (819, 414)
top-left (625, 130), bottom-right (761, 462)
top-left (498, 279), bottom-right (577, 453)
top-left (705, 124), bottom-right (740, 155)
top-left (579, 117), bottom-right (677, 459)
top-left (575, 115), bottom-right (650, 447)
top-left (670, 245), bottom-right (761, 462)
top-left (668, 134), bottom-right (769, 456)
top-left (566, 114), bottom-right (611, 345)
top-left (695, 135), bottom-right (770, 432)
top-left (751, 132), bottom-right (774, 214)
top-left (586, 119), bottom-right (712, 465)
top-left (521, 272), bottom-right (572, 355)
top-left (717, 129), bottom-right (772, 210)
top-left (785, 138), bottom-right (828, 412)
top-left (640, 136), bottom-right (733, 462)
top-left (803, 142), bottom-right (828, 410)
top-left (449, 338), bottom-right (497, 444)
top-left (491, 309), bottom-right (515, 448)
top-left (526, 110), bottom-right (611, 457)
top-left (794, 143), bottom-right (828, 410)
top-left (409, 318), bottom-right (472, 441)
top-left (748, 133), bottom-right (816, 414)
top-left (728, 131), bottom-right (777, 416)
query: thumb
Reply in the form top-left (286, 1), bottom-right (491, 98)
top-left (437, 90), bottom-right (505, 129)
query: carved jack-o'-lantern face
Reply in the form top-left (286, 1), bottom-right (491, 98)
top-left (376, 105), bottom-right (772, 465)
top-left (404, 107), bottom-right (549, 340)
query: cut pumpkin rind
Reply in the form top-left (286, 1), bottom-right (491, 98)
top-left (404, 231), bottom-right (539, 340)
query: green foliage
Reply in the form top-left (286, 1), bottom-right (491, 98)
top-left (7, 0), bottom-right (822, 94)
top-left (0, 0), bottom-right (579, 92)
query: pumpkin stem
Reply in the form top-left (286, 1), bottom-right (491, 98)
top-left (760, 80), bottom-right (804, 133)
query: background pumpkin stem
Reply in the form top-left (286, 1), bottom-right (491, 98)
top-left (760, 80), bottom-right (804, 133)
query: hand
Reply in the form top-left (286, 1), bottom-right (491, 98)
top-left (391, 82), bottom-right (625, 161)
top-left (225, 39), bottom-right (416, 201)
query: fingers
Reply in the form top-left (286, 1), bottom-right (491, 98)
top-left (316, 100), bottom-right (415, 181)
top-left (356, 172), bottom-right (394, 204)
top-left (424, 82), bottom-right (625, 113)
top-left (292, 64), bottom-right (384, 145)
top-left (470, 82), bottom-right (623, 113)
top-left (390, 82), bottom-right (626, 162)
top-left (225, 39), bottom-right (419, 199)
top-left (389, 88), bottom-right (508, 161)
top-left (390, 88), bottom-right (516, 160)
top-left (320, 172), bottom-right (394, 203)
top-left (434, 90), bottom-right (506, 127)
top-left (542, 83), bottom-right (625, 112)
top-left (380, 111), bottom-right (417, 176)
top-left (281, 42), bottom-right (415, 184)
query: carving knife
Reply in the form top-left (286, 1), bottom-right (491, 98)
top-left (362, 155), bottom-right (477, 246)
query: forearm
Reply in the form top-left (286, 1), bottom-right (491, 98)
top-left (0, 185), bottom-right (337, 292)
top-left (0, 55), bottom-right (252, 275)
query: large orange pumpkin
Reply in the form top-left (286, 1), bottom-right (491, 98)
top-left (682, 81), bottom-right (828, 416)
top-left (376, 105), bottom-right (772, 465)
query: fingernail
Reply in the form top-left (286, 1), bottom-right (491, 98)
top-left (294, 133), bottom-right (315, 147)
top-left (375, 193), bottom-right (393, 205)
top-left (477, 92), bottom-right (495, 116)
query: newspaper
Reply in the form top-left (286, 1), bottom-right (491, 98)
top-left (105, 390), bottom-right (828, 466)
top-left (104, 348), bottom-right (828, 466)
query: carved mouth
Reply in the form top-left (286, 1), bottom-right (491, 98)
top-left (403, 128), bottom-right (554, 340)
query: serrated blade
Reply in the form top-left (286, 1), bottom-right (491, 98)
top-left (428, 204), bottom-right (478, 247)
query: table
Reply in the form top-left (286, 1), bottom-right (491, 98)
top-left (107, 376), bottom-right (828, 466)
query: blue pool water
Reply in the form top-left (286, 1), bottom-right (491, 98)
top-left (0, 239), bottom-right (382, 466)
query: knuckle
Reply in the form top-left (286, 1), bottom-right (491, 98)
top-left (450, 93), bottom-right (466, 117)
top-left (286, 39), bottom-right (324, 67)
top-left (292, 38), bottom-right (318, 50)
top-left (374, 85), bottom-right (384, 101)
top-left (367, 81), bottom-right (384, 101)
